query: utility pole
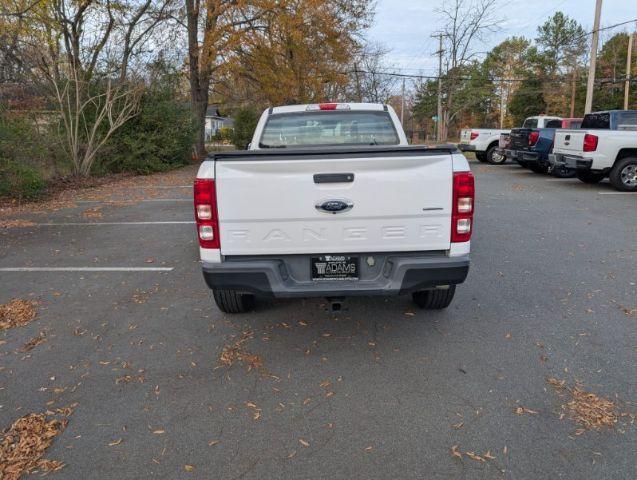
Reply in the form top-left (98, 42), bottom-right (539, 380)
top-left (584, 0), bottom-right (603, 114)
top-left (400, 77), bottom-right (405, 126)
top-left (354, 62), bottom-right (362, 103)
top-left (570, 68), bottom-right (578, 118)
top-left (432, 33), bottom-right (445, 142)
top-left (625, 32), bottom-right (634, 110)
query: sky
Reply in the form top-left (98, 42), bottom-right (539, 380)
top-left (368, 0), bottom-right (635, 76)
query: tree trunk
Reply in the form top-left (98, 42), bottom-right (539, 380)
top-left (185, 0), bottom-right (208, 160)
top-left (192, 92), bottom-right (208, 159)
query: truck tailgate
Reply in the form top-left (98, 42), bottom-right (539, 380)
top-left (554, 130), bottom-right (586, 153)
top-left (214, 148), bottom-right (453, 256)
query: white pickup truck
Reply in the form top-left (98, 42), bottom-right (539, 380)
top-left (549, 110), bottom-right (637, 191)
top-left (194, 103), bottom-right (474, 313)
top-left (459, 116), bottom-right (562, 164)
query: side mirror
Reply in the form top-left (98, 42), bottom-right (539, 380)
top-left (245, 142), bottom-right (251, 150)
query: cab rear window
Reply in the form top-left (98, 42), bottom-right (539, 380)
top-left (581, 113), bottom-right (610, 129)
top-left (259, 111), bottom-right (399, 148)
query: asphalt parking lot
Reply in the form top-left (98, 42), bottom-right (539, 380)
top-left (1, 159), bottom-right (635, 479)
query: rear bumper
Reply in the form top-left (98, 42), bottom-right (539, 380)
top-left (504, 149), bottom-right (521, 160)
top-left (548, 153), bottom-right (593, 170)
top-left (202, 252), bottom-right (470, 298)
top-left (458, 143), bottom-right (477, 152)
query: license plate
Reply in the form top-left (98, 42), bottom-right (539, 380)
top-left (311, 255), bottom-right (358, 281)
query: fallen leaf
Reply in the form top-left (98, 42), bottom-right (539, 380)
top-left (299, 439), bottom-right (310, 447)
top-left (208, 440), bottom-right (219, 447)
top-left (108, 438), bottom-right (122, 446)
top-left (465, 451), bottom-right (485, 463)
top-left (451, 444), bottom-right (462, 459)
top-left (184, 464), bottom-right (195, 472)
top-left (515, 406), bottom-right (538, 415)
top-left (152, 429), bottom-right (165, 435)
top-left (364, 446), bottom-right (373, 452)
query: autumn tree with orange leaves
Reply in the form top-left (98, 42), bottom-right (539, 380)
top-left (185, 0), bottom-right (372, 156)
top-left (229, 0), bottom-right (372, 106)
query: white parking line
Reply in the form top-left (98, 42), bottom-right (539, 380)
top-left (0, 267), bottom-right (173, 272)
top-left (38, 221), bottom-right (195, 226)
top-left (76, 199), bottom-right (191, 203)
top-left (597, 191), bottom-right (637, 195)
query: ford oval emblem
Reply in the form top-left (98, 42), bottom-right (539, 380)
top-left (315, 199), bottom-right (353, 214)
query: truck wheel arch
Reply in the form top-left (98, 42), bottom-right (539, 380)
top-left (615, 148), bottom-right (637, 165)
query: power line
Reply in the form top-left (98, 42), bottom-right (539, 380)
top-left (350, 68), bottom-right (637, 85)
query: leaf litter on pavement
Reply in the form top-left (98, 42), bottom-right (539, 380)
top-left (218, 329), bottom-right (263, 372)
top-left (0, 299), bottom-right (39, 331)
top-left (0, 407), bottom-right (74, 479)
top-left (547, 378), bottom-right (634, 433)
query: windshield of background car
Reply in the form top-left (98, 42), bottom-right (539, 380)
top-left (259, 111), bottom-right (400, 148)
top-left (522, 118), bottom-right (538, 128)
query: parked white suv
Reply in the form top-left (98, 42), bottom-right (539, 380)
top-left (459, 116), bottom-right (562, 164)
top-left (550, 110), bottom-right (637, 191)
top-left (194, 103), bottom-right (474, 313)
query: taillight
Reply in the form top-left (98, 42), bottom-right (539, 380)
top-left (194, 178), bottom-right (219, 249)
top-left (583, 134), bottom-right (598, 152)
top-left (451, 171), bottom-right (475, 243)
top-left (470, 131), bottom-right (479, 140)
top-left (528, 131), bottom-right (539, 146)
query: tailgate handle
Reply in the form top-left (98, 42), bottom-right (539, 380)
top-left (314, 173), bottom-right (354, 184)
top-left (565, 134), bottom-right (571, 140)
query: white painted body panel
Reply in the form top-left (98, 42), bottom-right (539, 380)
top-left (214, 154), bottom-right (453, 255)
top-left (460, 128), bottom-right (510, 152)
top-left (553, 129), bottom-right (637, 170)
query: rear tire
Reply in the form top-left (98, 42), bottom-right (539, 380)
top-left (412, 285), bottom-right (456, 310)
top-left (486, 146), bottom-right (506, 164)
top-left (609, 157), bottom-right (637, 191)
top-left (475, 152), bottom-right (487, 163)
top-left (212, 289), bottom-right (255, 314)
top-left (576, 171), bottom-right (605, 184)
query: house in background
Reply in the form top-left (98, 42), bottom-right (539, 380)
top-left (205, 105), bottom-right (234, 140)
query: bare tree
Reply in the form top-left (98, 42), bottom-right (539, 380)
top-left (30, 0), bottom-right (176, 176)
top-left (351, 43), bottom-right (400, 103)
top-left (437, 0), bottom-right (501, 139)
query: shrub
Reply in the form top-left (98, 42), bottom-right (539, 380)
top-left (231, 107), bottom-right (259, 149)
top-left (101, 86), bottom-right (195, 174)
top-left (212, 126), bottom-right (233, 143)
top-left (0, 157), bottom-right (46, 200)
top-left (0, 110), bottom-right (50, 200)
